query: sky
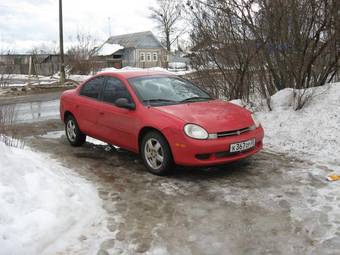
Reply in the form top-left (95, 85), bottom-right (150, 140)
top-left (0, 0), bottom-right (157, 53)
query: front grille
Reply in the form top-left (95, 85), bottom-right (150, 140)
top-left (217, 126), bottom-right (253, 138)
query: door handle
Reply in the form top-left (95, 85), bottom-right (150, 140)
top-left (99, 112), bottom-right (104, 115)
top-left (76, 104), bottom-right (80, 109)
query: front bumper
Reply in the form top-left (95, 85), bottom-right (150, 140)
top-left (168, 126), bottom-right (264, 166)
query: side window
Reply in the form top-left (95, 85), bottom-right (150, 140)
top-left (80, 76), bottom-right (104, 99)
top-left (102, 78), bottom-right (132, 105)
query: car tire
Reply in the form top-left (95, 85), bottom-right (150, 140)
top-left (65, 115), bottom-right (86, 147)
top-left (141, 131), bottom-right (174, 176)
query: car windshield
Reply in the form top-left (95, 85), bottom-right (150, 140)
top-left (128, 76), bottom-right (212, 106)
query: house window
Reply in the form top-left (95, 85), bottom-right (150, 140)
top-left (153, 53), bottom-right (158, 62)
top-left (146, 53), bottom-right (151, 62)
top-left (140, 52), bottom-right (145, 62)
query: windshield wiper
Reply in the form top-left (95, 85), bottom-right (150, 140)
top-left (143, 99), bottom-right (178, 105)
top-left (180, 96), bottom-right (212, 103)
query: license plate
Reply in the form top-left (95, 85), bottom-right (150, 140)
top-left (230, 139), bottom-right (256, 153)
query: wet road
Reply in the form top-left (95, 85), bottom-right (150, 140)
top-left (22, 125), bottom-right (340, 255)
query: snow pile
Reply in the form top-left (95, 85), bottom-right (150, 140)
top-left (0, 140), bottom-right (107, 255)
top-left (168, 62), bottom-right (187, 71)
top-left (255, 83), bottom-right (340, 164)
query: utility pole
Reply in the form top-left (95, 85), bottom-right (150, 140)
top-left (59, 0), bottom-right (65, 85)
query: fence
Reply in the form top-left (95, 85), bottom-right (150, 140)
top-left (0, 63), bottom-right (59, 76)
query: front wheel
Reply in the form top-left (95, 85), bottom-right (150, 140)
top-left (141, 131), bottom-right (173, 176)
top-left (65, 115), bottom-right (86, 146)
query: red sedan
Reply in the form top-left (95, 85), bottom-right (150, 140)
top-left (60, 70), bottom-right (264, 175)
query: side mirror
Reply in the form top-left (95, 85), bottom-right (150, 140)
top-left (115, 98), bottom-right (135, 110)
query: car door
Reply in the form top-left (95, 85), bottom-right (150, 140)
top-left (97, 77), bottom-right (138, 151)
top-left (76, 76), bottom-right (105, 138)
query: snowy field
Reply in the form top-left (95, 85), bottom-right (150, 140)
top-left (0, 138), bottom-right (108, 255)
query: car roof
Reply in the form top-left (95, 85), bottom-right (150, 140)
top-left (96, 69), bottom-right (176, 79)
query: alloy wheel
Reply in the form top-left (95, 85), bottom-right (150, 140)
top-left (144, 138), bottom-right (164, 170)
top-left (66, 119), bottom-right (77, 142)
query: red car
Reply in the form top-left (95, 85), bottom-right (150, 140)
top-left (60, 70), bottom-right (264, 175)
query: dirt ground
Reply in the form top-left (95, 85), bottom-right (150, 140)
top-left (6, 119), bottom-right (337, 255)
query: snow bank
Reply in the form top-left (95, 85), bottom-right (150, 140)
top-left (254, 83), bottom-right (340, 164)
top-left (0, 141), bottom-right (107, 255)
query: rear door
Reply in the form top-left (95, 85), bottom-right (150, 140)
top-left (97, 77), bottom-right (138, 151)
top-left (76, 76), bottom-right (105, 137)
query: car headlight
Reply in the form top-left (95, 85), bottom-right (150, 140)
top-left (251, 113), bottom-right (261, 128)
top-left (184, 124), bottom-right (208, 140)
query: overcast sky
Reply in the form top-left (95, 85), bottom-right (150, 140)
top-left (0, 0), bottom-right (157, 53)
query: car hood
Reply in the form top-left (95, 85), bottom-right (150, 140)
top-left (154, 100), bottom-right (254, 133)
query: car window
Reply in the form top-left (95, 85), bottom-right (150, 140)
top-left (80, 76), bottom-right (105, 99)
top-left (128, 76), bottom-right (212, 106)
top-left (102, 77), bottom-right (132, 104)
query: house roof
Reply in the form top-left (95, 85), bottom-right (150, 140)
top-left (95, 43), bottom-right (124, 56)
top-left (106, 31), bottom-right (165, 50)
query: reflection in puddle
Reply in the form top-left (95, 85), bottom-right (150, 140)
top-left (1, 100), bottom-right (60, 124)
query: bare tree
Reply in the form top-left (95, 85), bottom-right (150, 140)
top-left (187, 0), bottom-right (260, 101)
top-left (0, 49), bottom-right (14, 89)
top-left (0, 104), bottom-right (25, 148)
top-left (187, 0), bottom-right (340, 110)
top-left (67, 33), bottom-right (98, 74)
top-left (149, 0), bottom-right (183, 52)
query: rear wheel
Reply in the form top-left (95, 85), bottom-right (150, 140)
top-left (141, 131), bottom-right (173, 176)
top-left (65, 115), bottom-right (86, 146)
